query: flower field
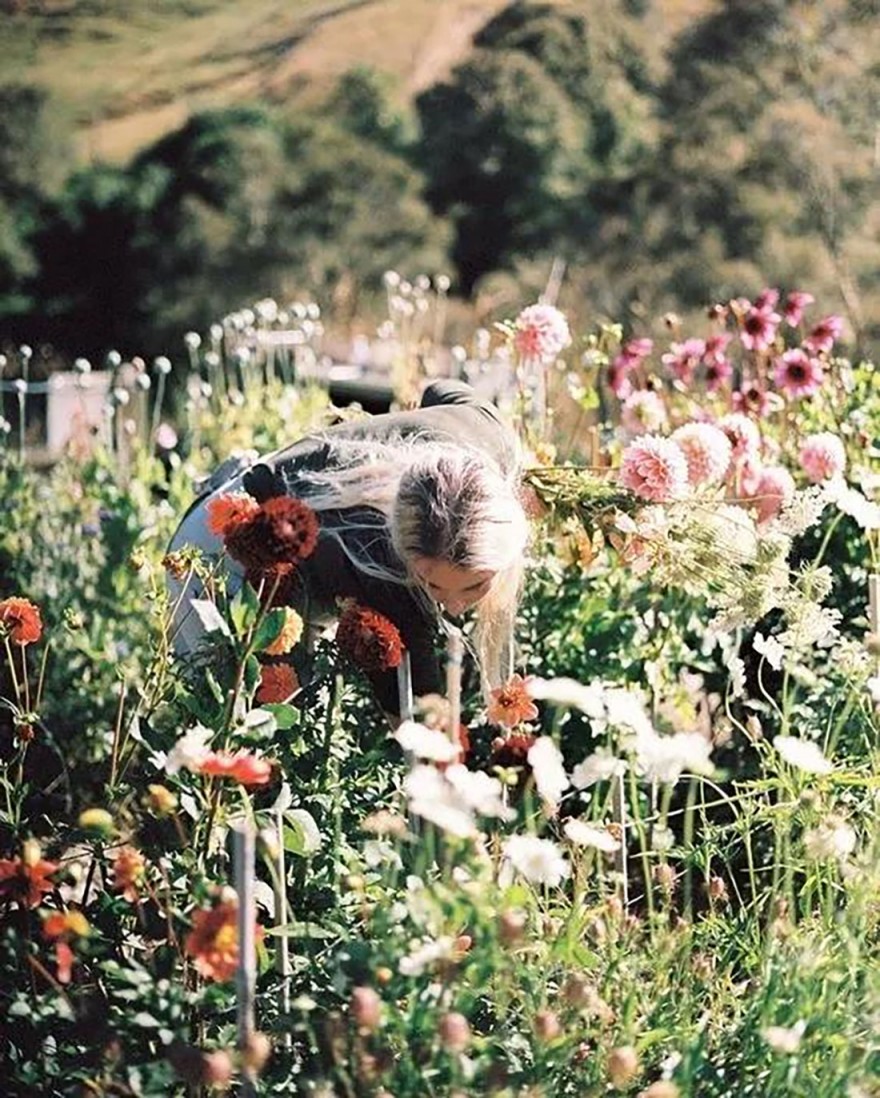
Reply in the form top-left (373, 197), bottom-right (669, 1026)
top-left (1, 285), bottom-right (879, 1097)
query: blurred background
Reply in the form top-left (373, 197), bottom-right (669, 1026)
top-left (1, 0), bottom-right (878, 366)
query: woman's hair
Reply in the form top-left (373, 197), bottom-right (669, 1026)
top-left (281, 430), bottom-right (528, 695)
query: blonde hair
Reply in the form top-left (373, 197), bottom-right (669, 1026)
top-left (279, 430), bottom-right (528, 695)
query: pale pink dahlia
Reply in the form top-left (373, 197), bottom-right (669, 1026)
top-left (783, 291), bottom-right (814, 328)
top-left (718, 413), bottom-right (761, 460)
top-left (773, 349), bottom-right (824, 400)
top-left (803, 315), bottom-right (843, 355)
top-left (513, 304), bottom-right (571, 362)
top-left (671, 423), bottom-right (732, 487)
top-left (621, 389), bottom-right (668, 436)
top-left (753, 466), bottom-right (795, 524)
top-left (619, 436), bottom-right (689, 502)
top-left (799, 432), bottom-right (846, 483)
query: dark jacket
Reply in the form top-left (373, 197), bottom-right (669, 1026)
top-left (242, 380), bottom-right (518, 713)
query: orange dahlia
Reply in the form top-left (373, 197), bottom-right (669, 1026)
top-left (206, 492), bottom-right (260, 537)
top-left (336, 602), bottom-right (403, 673)
top-left (185, 899), bottom-right (264, 983)
top-left (487, 674), bottom-right (538, 729)
top-left (0, 844), bottom-right (58, 907)
top-left (256, 663), bottom-right (299, 704)
top-left (197, 750), bottom-right (273, 787)
top-left (263, 607), bottom-right (304, 656)
top-left (112, 846), bottom-right (146, 902)
top-left (0, 597), bottom-right (43, 646)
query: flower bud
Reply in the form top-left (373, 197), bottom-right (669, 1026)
top-left (533, 1010), bottom-right (562, 1042)
top-left (201, 1049), bottom-right (233, 1086)
top-left (498, 909), bottom-right (527, 946)
top-left (145, 784), bottom-right (178, 816)
top-left (375, 966), bottom-right (393, 986)
top-left (652, 863), bottom-right (676, 894)
top-left (242, 1032), bottom-right (272, 1073)
top-left (78, 808), bottom-right (114, 838)
top-left (350, 987), bottom-right (382, 1032)
top-left (438, 1012), bottom-right (471, 1052)
top-left (608, 1045), bottom-right (640, 1089)
top-left (707, 875), bottom-right (728, 904)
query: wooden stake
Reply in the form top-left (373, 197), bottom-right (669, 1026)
top-left (233, 824), bottom-right (257, 1097)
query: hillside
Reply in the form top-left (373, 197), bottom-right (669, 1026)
top-left (5, 0), bottom-right (714, 163)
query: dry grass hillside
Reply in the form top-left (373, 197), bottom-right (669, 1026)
top-left (6, 0), bottom-right (715, 163)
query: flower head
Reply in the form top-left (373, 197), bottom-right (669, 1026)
top-left (198, 750), bottom-right (273, 787)
top-left (336, 602), bottom-right (403, 673)
top-left (799, 432), bottom-right (846, 483)
top-left (225, 496), bottom-right (319, 569)
top-left (527, 737), bottom-right (569, 809)
top-left (783, 291), bottom-right (814, 327)
top-left (185, 899), bottom-right (264, 983)
top-left (753, 465), bottom-right (796, 524)
top-left (512, 304), bottom-right (571, 362)
top-left (43, 910), bottom-right (89, 984)
top-left (0, 842), bottom-right (57, 907)
top-left (619, 436), bottom-right (688, 502)
top-left (671, 423), bottom-right (732, 487)
top-left (739, 304), bottom-right (780, 351)
top-left (256, 663), bottom-right (299, 704)
top-left (502, 834), bottom-right (570, 887)
top-left (773, 349), bottom-right (824, 400)
top-left (774, 736), bottom-right (832, 775)
top-left (803, 315), bottom-right (843, 354)
top-left (487, 673), bottom-right (538, 728)
top-left (206, 492), bottom-right (260, 538)
top-left (661, 338), bottom-right (705, 384)
top-left (112, 846), bottom-right (146, 902)
top-left (262, 607), bottom-right (304, 656)
top-left (718, 413), bottom-right (761, 460)
top-left (620, 390), bottom-right (668, 436)
top-left (0, 597), bottom-right (43, 645)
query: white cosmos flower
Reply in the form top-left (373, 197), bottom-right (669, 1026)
top-left (727, 655), bottom-right (747, 699)
top-left (563, 819), bottom-right (619, 853)
top-left (164, 725), bottom-right (213, 775)
top-left (528, 677), bottom-right (606, 718)
top-left (394, 720), bottom-right (460, 762)
top-left (774, 736), bottom-right (833, 775)
top-left (754, 632), bottom-right (785, 671)
top-left (803, 816), bottom-right (856, 861)
top-left (404, 765), bottom-right (476, 838)
top-left (502, 834), bottom-right (570, 887)
top-left (633, 729), bottom-right (714, 784)
top-left (527, 737), bottom-right (569, 809)
top-left (825, 478), bottom-right (880, 530)
top-left (398, 935), bottom-right (456, 976)
top-left (604, 688), bottom-right (654, 737)
top-left (571, 750), bottom-right (627, 789)
top-left (363, 840), bottom-right (403, 870)
top-left (444, 764), bottom-right (515, 820)
top-left (761, 1020), bottom-right (806, 1054)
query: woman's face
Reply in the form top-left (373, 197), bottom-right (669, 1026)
top-left (411, 557), bottom-right (496, 616)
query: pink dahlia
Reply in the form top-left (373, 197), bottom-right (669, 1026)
top-left (513, 304), bottom-right (571, 362)
top-left (799, 432), bottom-right (846, 483)
top-left (740, 305), bottom-right (781, 351)
top-left (735, 455), bottom-right (764, 498)
top-left (619, 436), bottom-right (689, 502)
top-left (783, 291), bottom-right (814, 328)
top-left (803, 315), bottom-right (843, 355)
top-left (621, 390), bottom-right (668, 436)
top-left (718, 413), bottom-right (761, 460)
top-left (661, 338), bottom-right (705, 384)
top-left (773, 349), bottom-right (824, 400)
top-left (671, 423), bottom-right (732, 487)
top-left (753, 466), bottom-right (795, 524)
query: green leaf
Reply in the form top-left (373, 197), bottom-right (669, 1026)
top-left (263, 703), bottom-right (299, 731)
top-left (283, 808), bottom-right (322, 856)
top-left (230, 583), bottom-right (260, 636)
top-left (252, 608), bottom-right (287, 652)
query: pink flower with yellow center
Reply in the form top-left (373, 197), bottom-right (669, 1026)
top-left (671, 423), bottom-right (732, 487)
top-left (619, 436), bottom-right (689, 502)
top-left (512, 304), bottom-right (571, 362)
top-left (773, 349), bottom-right (824, 400)
top-left (799, 432), bottom-right (846, 483)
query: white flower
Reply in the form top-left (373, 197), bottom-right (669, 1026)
top-left (867, 675), bottom-right (880, 705)
top-left (651, 825), bottom-right (676, 853)
top-left (528, 677), bottom-right (606, 718)
top-left (754, 632), bottom-right (786, 671)
top-left (502, 834), bottom-right (570, 887)
top-left (571, 750), bottom-right (627, 789)
top-left (803, 816), bottom-right (856, 861)
top-left (702, 504), bottom-right (759, 563)
top-left (762, 1020), bottom-right (806, 1054)
top-left (164, 725), bottom-right (213, 775)
top-left (604, 688), bottom-right (654, 737)
top-left (398, 935), bottom-right (456, 976)
top-left (769, 486), bottom-right (828, 536)
top-left (394, 720), bottom-right (460, 763)
top-left (728, 655), bottom-right (747, 699)
top-left (633, 729), bottom-right (714, 784)
top-left (563, 819), bottom-right (619, 853)
top-left (527, 737), bottom-right (569, 809)
top-left (363, 840), bottom-right (403, 870)
top-left (825, 478), bottom-right (880, 530)
top-left (773, 736), bottom-right (833, 775)
top-left (404, 766), bottom-right (476, 838)
top-left (444, 765), bottom-right (515, 821)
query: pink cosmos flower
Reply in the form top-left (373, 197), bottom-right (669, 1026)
top-left (621, 390), bottom-right (668, 436)
top-left (772, 349), bottom-right (824, 400)
top-left (661, 338), bottom-right (705, 384)
top-left (607, 362), bottom-right (633, 399)
top-left (803, 315), bottom-right (843, 354)
top-left (612, 338), bottom-right (654, 372)
top-left (718, 413), bottom-right (761, 460)
top-left (783, 291), bottom-right (814, 327)
top-left (671, 423), bottom-right (732, 487)
top-left (513, 304), bottom-right (571, 362)
top-left (753, 466), bottom-right (795, 524)
top-left (799, 432), bottom-right (846, 483)
top-left (740, 305), bottom-right (781, 351)
top-left (753, 288), bottom-right (780, 311)
top-left (703, 356), bottom-right (733, 392)
top-left (619, 436), bottom-right (689, 502)
top-left (732, 384), bottom-right (777, 417)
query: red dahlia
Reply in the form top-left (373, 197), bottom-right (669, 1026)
top-left (225, 496), bottom-right (319, 570)
top-left (0, 597), bottom-right (43, 646)
top-left (336, 602), bottom-right (403, 673)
